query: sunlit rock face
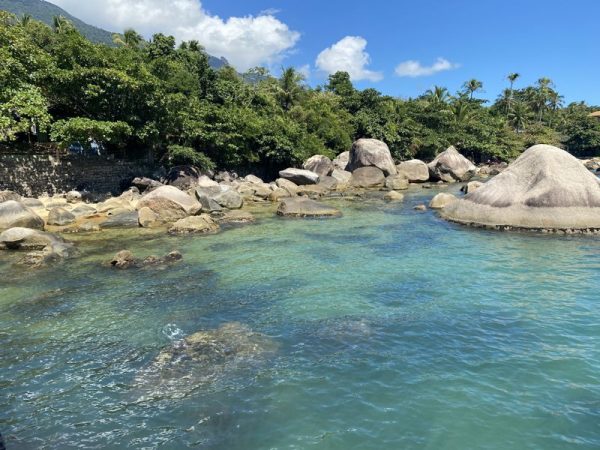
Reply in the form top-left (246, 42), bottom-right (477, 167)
top-left (442, 144), bottom-right (600, 232)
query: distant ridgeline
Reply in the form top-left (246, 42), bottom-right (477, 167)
top-left (0, 0), bottom-right (229, 69)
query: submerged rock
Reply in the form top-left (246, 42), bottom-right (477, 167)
top-left (384, 191), bottom-right (405, 202)
top-left (442, 144), bottom-right (600, 232)
top-left (277, 197), bottom-right (341, 218)
top-left (133, 322), bottom-right (277, 400)
top-left (216, 210), bottom-right (256, 224)
top-left (347, 138), bottom-right (397, 176)
top-left (0, 201), bottom-right (45, 231)
top-left (428, 146), bottom-right (477, 182)
top-left (109, 249), bottom-right (182, 269)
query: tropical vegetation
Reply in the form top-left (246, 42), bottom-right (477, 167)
top-left (1, 11), bottom-right (599, 175)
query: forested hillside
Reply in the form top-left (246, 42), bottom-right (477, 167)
top-left (1, 11), bottom-right (599, 175)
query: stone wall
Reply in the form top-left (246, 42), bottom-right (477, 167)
top-left (0, 152), bottom-right (157, 197)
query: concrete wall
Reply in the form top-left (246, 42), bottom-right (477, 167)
top-left (0, 152), bottom-right (156, 197)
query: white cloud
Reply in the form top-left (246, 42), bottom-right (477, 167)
top-left (46, 0), bottom-right (300, 71)
top-left (395, 57), bottom-right (459, 77)
top-left (315, 36), bottom-right (383, 82)
top-left (297, 64), bottom-right (311, 79)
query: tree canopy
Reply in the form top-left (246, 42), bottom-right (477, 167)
top-left (1, 11), bottom-right (599, 174)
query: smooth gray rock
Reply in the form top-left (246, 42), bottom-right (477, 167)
top-left (384, 175), bottom-right (409, 190)
top-left (303, 155), bottom-right (334, 177)
top-left (429, 193), bottom-right (458, 209)
top-left (333, 151), bottom-right (350, 170)
top-left (47, 207), bottom-right (76, 226)
top-left (137, 186), bottom-right (201, 222)
top-left (349, 167), bottom-right (386, 188)
top-left (279, 168), bottom-right (320, 185)
top-left (0, 201), bottom-right (45, 231)
top-left (213, 189), bottom-right (243, 209)
top-left (102, 211), bottom-right (140, 228)
top-left (396, 159), bottom-right (430, 182)
top-left (346, 139), bottom-right (397, 176)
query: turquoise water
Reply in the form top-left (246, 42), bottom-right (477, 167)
top-left (2, 186), bottom-right (600, 449)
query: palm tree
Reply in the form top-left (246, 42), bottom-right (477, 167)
top-left (423, 86), bottom-right (450, 105)
top-left (506, 72), bottom-right (520, 114)
top-left (277, 67), bottom-right (305, 111)
top-left (463, 79), bottom-right (483, 100)
top-left (533, 77), bottom-right (555, 122)
top-left (508, 100), bottom-right (529, 132)
top-left (52, 15), bottom-right (69, 33)
top-left (450, 100), bottom-right (472, 125)
top-left (114, 29), bottom-right (144, 48)
top-left (20, 14), bottom-right (32, 26)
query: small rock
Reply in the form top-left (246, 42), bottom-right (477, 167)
top-left (167, 215), bottom-right (220, 235)
top-left (279, 168), bottom-right (320, 185)
top-left (277, 197), bottom-right (341, 218)
top-left (47, 207), bottom-right (76, 226)
top-left (384, 175), bottom-right (409, 190)
top-left (384, 191), bottom-right (405, 202)
top-left (429, 193), bottom-right (458, 209)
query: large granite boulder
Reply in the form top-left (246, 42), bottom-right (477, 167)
top-left (277, 197), bottom-right (341, 218)
top-left (303, 155), bottom-right (334, 177)
top-left (346, 139), bottom-right (397, 176)
top-left (333, 151), bottom-right (350, 170)
top-left (0, 201), bottom-right (45, 231)
top-left (47, 207), bottom-right (76, 226)
top-left (442, 144), bottom-right (600, 231)
top-left (396, 159), bottom-right (430, 182)
top-left (428, 146), bottom-right (476, 182)
top-left (137, 186), bottom-right (201, 222)
top-left (279, 168), bottom-right (320, 185)
top-left (349, 167), bottom-right (386, 188)
top-left (276, 178), bottom-right (299, 196)
top-left (167, 215), bottom-right (220, 235)
top-left (213, 188), bottom-right (243, 210)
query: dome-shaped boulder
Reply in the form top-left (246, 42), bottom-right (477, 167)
top-left (346, 139), bottom-right (397, 176)
top-left (441, 144), bottom-right (600, 232)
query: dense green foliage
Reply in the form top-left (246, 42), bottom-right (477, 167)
top-left (1, 11), bottom-right (599, 174)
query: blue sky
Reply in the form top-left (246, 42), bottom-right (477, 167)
top-left (49, 0), bottom-right (600, 105)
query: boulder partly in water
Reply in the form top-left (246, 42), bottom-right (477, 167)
top-left (277, 197), bottom-right (341, 218)
top-left (442, 144), bottom-right (600, 232)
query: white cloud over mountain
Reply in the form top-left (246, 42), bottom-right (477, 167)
top-left (395, 57), bottom-right (459, 77)
top-left (46, 0), bottom-right (300, 71)
top-left (315, 36), bottom-right (383, 82)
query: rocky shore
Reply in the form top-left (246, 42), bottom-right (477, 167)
top-left (1, 139), bottom-right (599, 267)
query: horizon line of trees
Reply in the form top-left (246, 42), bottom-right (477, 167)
top-left (1, 11), bottom-right (600, 175)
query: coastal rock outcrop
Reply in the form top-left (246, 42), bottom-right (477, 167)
top-left (384, 175), bottom-right (409, 190)
top-left (428, 146), bottom-right (477, 182)
top-left (346, 139), bottom-right (397, 176)
top-left (0, 201), bottom-right (45, 231)
top-left (303, 155), bottom-right (334, 177)
top-left (396, 159), bottom-right (429, 182)
top-left (137, 186), bottom-right (201, 222)
top-left (279, 168), bottom-right (320, 185)
top-left (165, 165), bottom-right (204, 190)
top-left (277, 197), bottom-right (341, 218)
top-left (442, 144), bottom-right (600, 231)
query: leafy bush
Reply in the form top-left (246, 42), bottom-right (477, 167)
top-left (165, 145), bottom-right (215, 171)
top-left (50, 117), bottom-right (131, 147)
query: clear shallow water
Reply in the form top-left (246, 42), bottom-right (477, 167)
top-left (2, 186), bottom-right (600, 449)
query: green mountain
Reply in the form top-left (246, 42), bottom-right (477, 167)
top-left (0, 0), bottom-right (229, 68)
